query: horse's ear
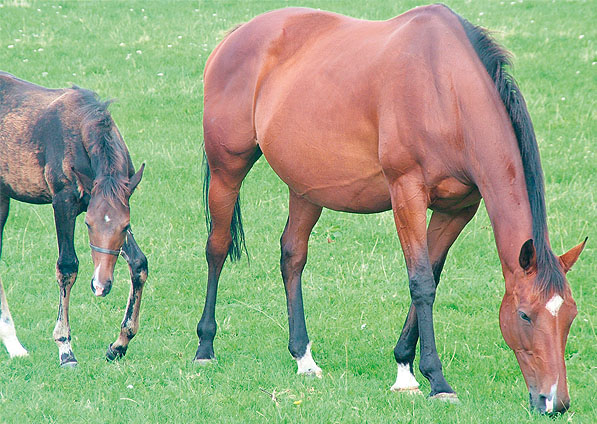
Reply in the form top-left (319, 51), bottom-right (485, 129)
top-left (559, 237), bottom-right (587, 273)
top-left (128, 163), bottom-right (145, 194)
top-left (519, 239), bottom-right (537, 273)
top-left (72, 167), bottom-right (93, 196)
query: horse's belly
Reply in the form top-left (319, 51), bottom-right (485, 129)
top-left (259, 137), bottom-right (391, 213)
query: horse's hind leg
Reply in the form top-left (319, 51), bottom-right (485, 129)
top-left (194, 144), bottom-right (261, 362)
top-left (106, 230), bottom-right (148, 361)
top-left (391, 204), bottom-right (478, 394)
top-left (280, 190), bottom-right (322, 376)
top-left (0, 195), bottom-right (28, 358)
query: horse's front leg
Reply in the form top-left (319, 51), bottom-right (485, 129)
top-left (106, 229), bottom-right (148, 361)
top-left (388, 177), bottom-right (456, 399)
top-left (391, 204), bottom-right (479, 394)
top-left (52, 192), bottom-right (80, 367)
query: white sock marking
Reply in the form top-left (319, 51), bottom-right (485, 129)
top-left (0, 319), bottom-right (28, 358)
top-left (391, 363), bottom-right (420, 392)
top-left (296, 343), bottom-right (322, 378)
top-left (546, 295), bottom-right (564, 316)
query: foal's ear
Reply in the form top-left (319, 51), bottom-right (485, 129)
top-left (519, 239), bottom-right (537, 273)
top-left (127, 162), bottom-right (145, 193)
top-left (72, 168), bottom-right (93, 196)
top-left (559, 237), bottom-right (587, 273)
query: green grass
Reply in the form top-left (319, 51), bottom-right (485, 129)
top-left (0, 0), bottom-right (595, 423)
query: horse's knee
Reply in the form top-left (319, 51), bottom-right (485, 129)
top-left (56, 257), bottom-right (78, 285)
top-left (130, 254), bottom-right (148, 285)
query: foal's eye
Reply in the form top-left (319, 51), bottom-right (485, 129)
top-left (518, 311), bottom-right (532, 323)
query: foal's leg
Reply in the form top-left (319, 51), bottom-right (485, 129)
top-left (391, 204), bottom-right (479, 394)
top-left (52, 191), bottom-right (80, 367)
top-left (387, 177), bottom-right (454, 398)
top-left (0, 195), bottom-right (29, 358)
top-left (194, 149), bottom-right (259, 362)
top-left (106, 230), bottom-right (148, 361)
top-left (280, 190), bottom-right (322, 377)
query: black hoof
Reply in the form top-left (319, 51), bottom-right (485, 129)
top-left (193, 344), bottom-right (215, 363)
top-left (106, 344), bottom-right (127, 361)
top-left (60, 352), bottom-right (78, 368)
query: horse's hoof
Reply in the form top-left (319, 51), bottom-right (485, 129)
top-left (59, 352), bottom-right (77, 368)
top-left (430, 392), bottom-right (460, 403)
top-left (193, 357), bottom-right (216, 365)
top-left (106, 344), bottom-right (126, 361)
top-left (391, 386), bottom-right (423, 395)
top-left (60, 359), bottom-right (78, 368)
top-left (297, 366), bottom-right (323, 378)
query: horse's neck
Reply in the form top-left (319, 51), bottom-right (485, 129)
top-left (473, 146), bottom-right (535, 276)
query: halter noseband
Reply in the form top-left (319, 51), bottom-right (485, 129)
top-left (89, 228), bottom-right (132, 258)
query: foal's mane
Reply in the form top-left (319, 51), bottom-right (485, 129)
top-left (455, 12), bottom-right (565, 295)
top-left (77, 88), bottom-right (130, 206)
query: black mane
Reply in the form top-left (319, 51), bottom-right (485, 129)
top-left (77, 88), bottom-right (130, 206)
top-left (455, 12), bottom-right (565, 294)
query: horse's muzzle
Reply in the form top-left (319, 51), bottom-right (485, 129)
top-left (91, 278), bottom-right (112, 297)
top-left (529, 392), bottom-right (569, 415)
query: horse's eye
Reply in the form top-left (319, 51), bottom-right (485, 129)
top-left (518, 311), bottom-right (532, 323)
top-left (84, 221), bottom-right (90, 228)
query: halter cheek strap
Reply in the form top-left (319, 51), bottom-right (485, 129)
top-left (88, 228), bottom-right (132, 258)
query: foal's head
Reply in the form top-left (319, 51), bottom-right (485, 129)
top-left (74, 92), bottom-right (145, 297)
top-left (499, 239), bottom-right (586, 414)
top-left (87, 167), bottom-right (144, 297)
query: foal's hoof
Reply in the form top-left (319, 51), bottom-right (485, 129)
top-left (430, 392), bottom-right (460, 403)
top-left (106, 344), bottom-right (127, 361)
top-left (59, 351), bottom-right (78, 368)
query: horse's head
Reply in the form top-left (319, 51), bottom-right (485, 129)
top-left (75, 164), bottom-right (144, 297)
top-left (499, 238), bottom-right (586, 414)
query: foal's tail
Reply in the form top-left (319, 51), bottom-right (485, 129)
top-left (456, 12), bottom-right (563, 292)
top-left (202, 149), bottom-right (247, 262)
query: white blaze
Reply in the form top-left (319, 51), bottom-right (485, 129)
top-left (104, 215), bottom-right (111, 223)
top-left (546, 295), bottom-right (564, 317)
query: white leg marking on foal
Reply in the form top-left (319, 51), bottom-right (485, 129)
top-left (391, 363), bottom-right (421, 393)
top-left (0, 319), bottom-right (28, 358)
top-left (296, 342), bottom-right (322, 378)
top-left (546, 294), bottom-right (564, 317)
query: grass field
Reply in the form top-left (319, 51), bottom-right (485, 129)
top-left (0, 0), bottom-right (595, 423)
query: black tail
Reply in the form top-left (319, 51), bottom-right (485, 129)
top-left (202, 149), bottom-right (247, 262)
top-left (456, 13), bottom-right (565, 293)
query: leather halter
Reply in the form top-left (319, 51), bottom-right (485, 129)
top-left (89, 228), bottom-right (132, 258)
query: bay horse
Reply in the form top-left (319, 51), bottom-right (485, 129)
top-left (0, 72), bottom-right (147, 366)
top-left (197, 5), bottom-right (586, 414)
